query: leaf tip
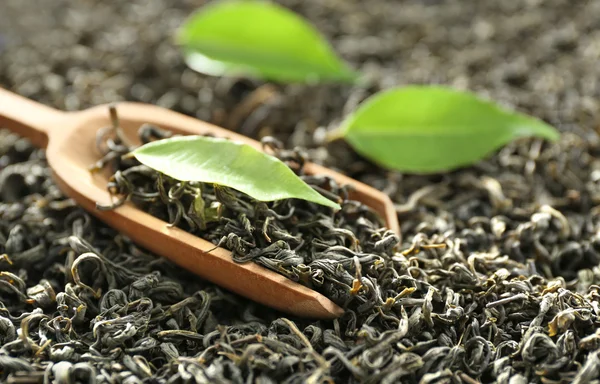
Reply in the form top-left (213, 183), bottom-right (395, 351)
top-left (306, 193), bottom-right (342, 211)
top-left (545, 126), bottom-right (561, 142)
top-left (519, 118), bottom-right (561, 143)
top-left (329, 201), bottom-right (342, 211)
top-left (338, 68), bottom-right (362, 84)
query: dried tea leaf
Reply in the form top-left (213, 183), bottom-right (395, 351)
top-left (177, 0), bottom-right (358, 83)
top-left (131, 136), bottom-right (341, 210)
top-left (332, 86), bottom-right (560, 173)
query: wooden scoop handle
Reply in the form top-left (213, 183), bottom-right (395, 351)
top-left (0, 88), bottom-right (70, 148)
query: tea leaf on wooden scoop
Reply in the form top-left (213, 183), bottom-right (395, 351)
top-left (131, 136), bottom-right (341, 210)
top-left (177, 0), bottom-right (359, 83)
top-left (331, 86), bottom-right (560, 173)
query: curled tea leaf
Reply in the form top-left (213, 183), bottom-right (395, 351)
top-left (131, 136), bottom-right (341, 210)
top-left (331, 86), bottom-right (560, 173)
top-left (177, 0), bottom-right (358, 83)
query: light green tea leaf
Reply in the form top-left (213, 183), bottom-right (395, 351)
top-left (131, 136), bottom-right (341, 210)
top-left (177, 0), bottom-right (358, 83)
top-left (335, 86), bottom-right (560, 173)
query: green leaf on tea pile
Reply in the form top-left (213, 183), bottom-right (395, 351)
top-left (131, 136), bottom-right (341, 210)
top-left (332, 86), bottom-right (560, 173)
top-left (176, 0), bottom-right (358, 83)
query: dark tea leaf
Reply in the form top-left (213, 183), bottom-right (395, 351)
top-left (332, 86), bottom-right (560, 173)
top-left (131, 135), bottom-right (341, 210)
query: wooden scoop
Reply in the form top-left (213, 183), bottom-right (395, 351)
top-left (0, 88), bottom-right (399, 319)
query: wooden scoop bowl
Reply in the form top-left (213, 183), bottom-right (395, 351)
top-left (0, 88), bottom-right (399, 319)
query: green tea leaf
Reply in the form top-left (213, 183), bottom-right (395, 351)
top-left (335, 86), bottom-right (560, 173)
top-left (131, 136), bottom-right (341, 210)
top-left (177, 0), bottom-right (358, 83)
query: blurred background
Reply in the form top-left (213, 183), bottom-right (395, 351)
top-left (1, 0), bottom-right (598, 145)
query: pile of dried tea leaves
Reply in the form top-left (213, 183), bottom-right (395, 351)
top-left (2, 129), bottom-right (600, 383)
top-left (2, 0), bottom-right (600, 383)
top-left (94, 117), bottom-right (398, 309)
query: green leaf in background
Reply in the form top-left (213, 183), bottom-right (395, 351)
top-left (332, 86), bottom-right (560, 173)
top-left (131, 136), bottom-right (341, 210)
top-left (176, 0), bottom-right (359, 83)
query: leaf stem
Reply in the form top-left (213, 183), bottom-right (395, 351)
top-left (324, 128), bottom-right (346, 144)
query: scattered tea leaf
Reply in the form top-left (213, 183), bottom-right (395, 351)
top-left (177, 0), bottom-right (358, 83)
top-left (332, 86), bottom-right (560, 173)
top-left (131, 136), bottom-right (341, 210)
